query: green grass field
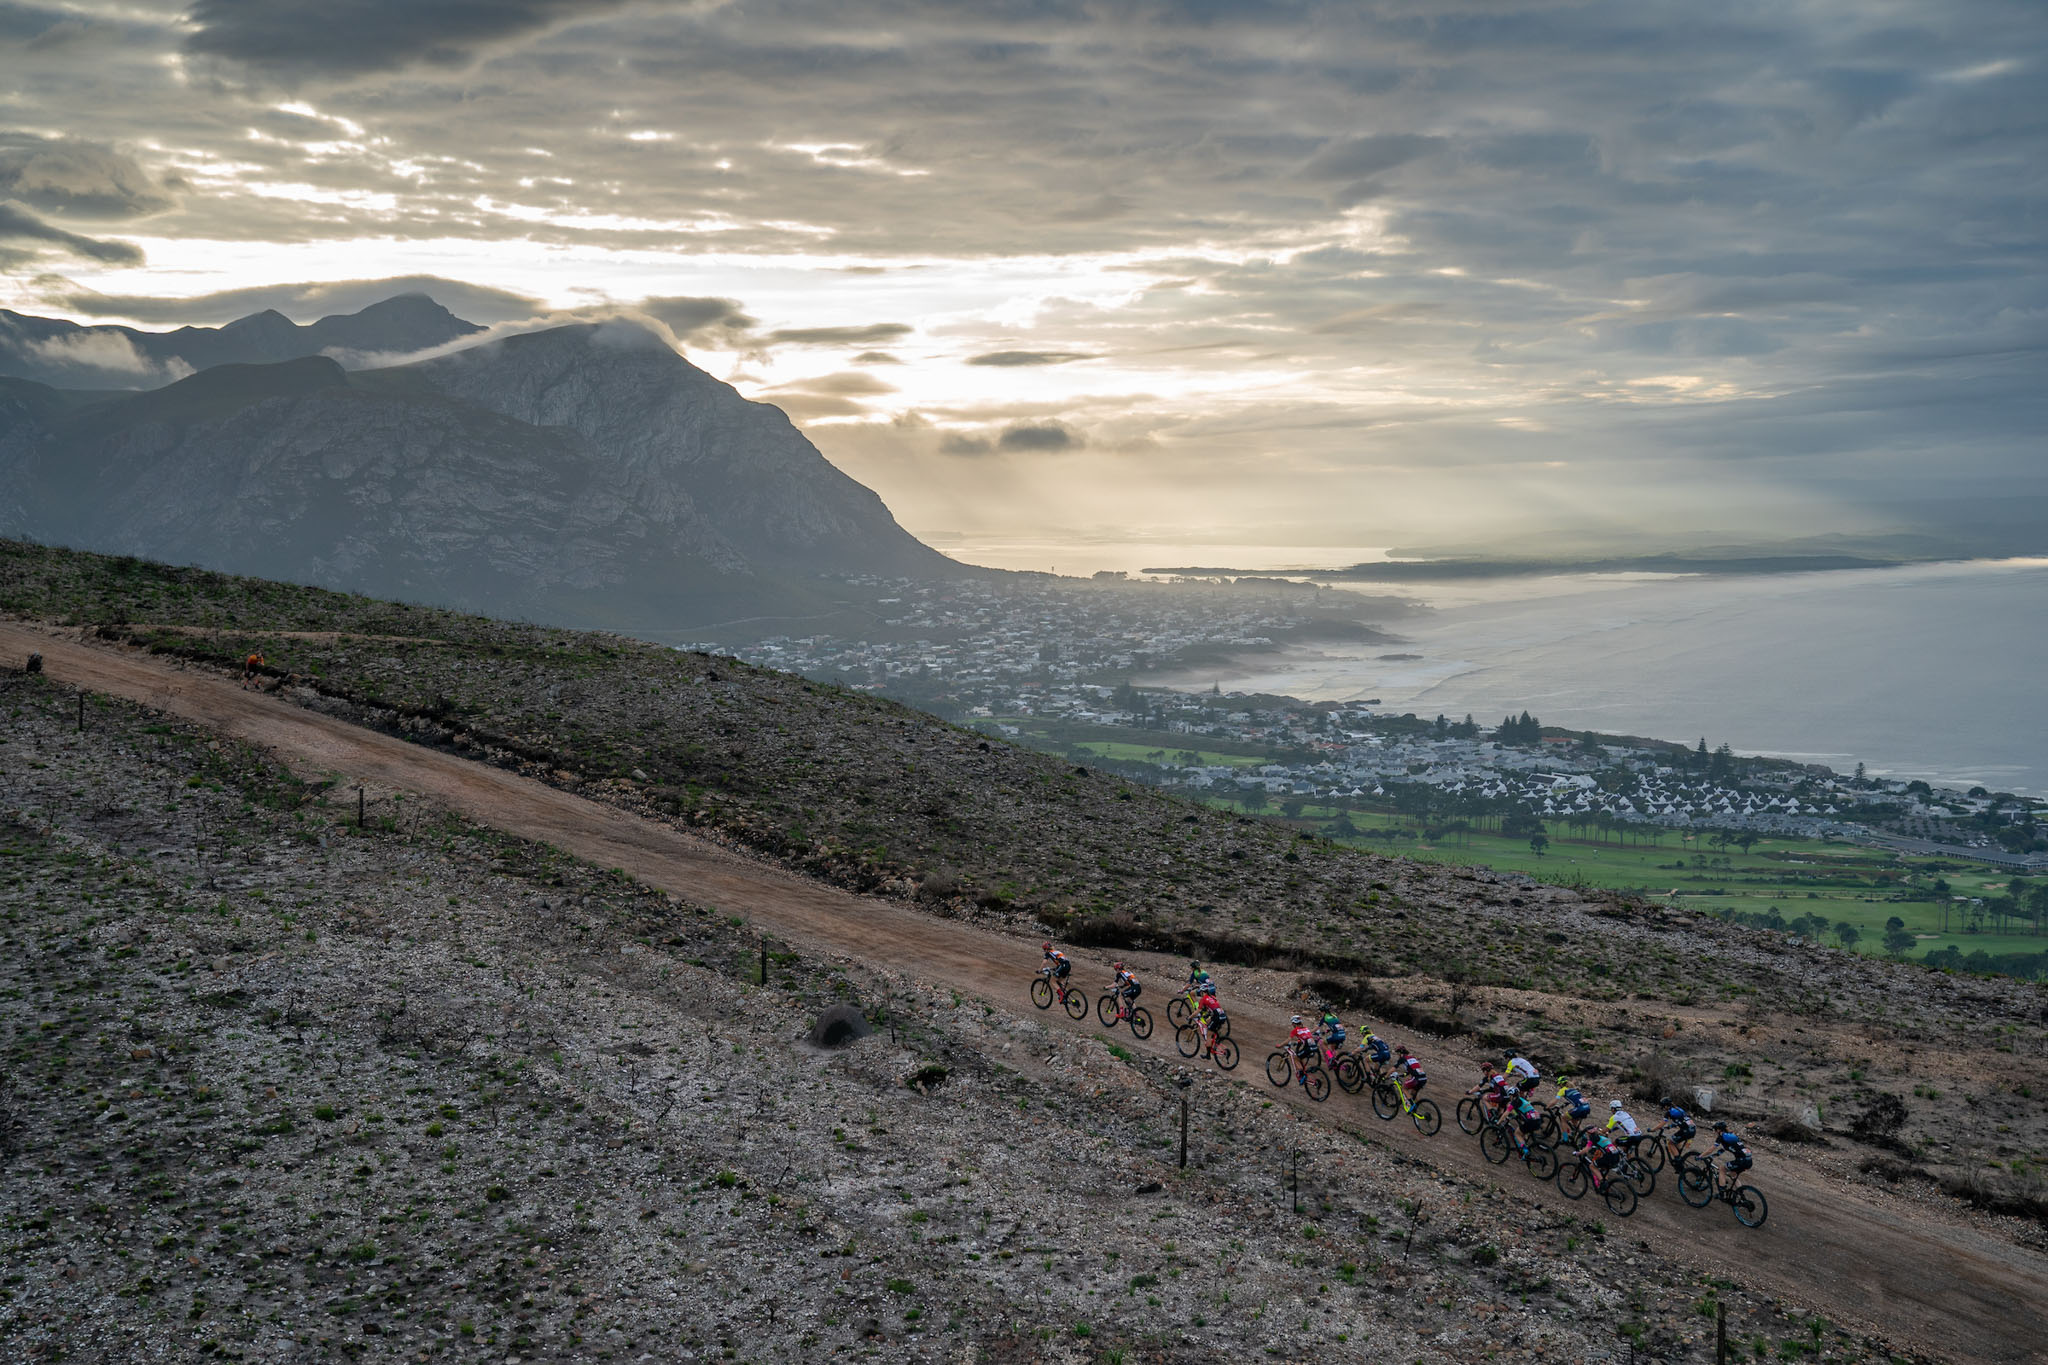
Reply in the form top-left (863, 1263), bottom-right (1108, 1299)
top-left (1068, 740), bottom-right (1266, 769)
top-left (1194, 796), bottom-right (2044, 964)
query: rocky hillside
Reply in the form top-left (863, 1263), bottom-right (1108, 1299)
top-left (0, 294), bottom-right (481, 388)
top-left (0, 660), bottom-right (1909, 1364)
top-left (0, 309), bottom-right (962, 635)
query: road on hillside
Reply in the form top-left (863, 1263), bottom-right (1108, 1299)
top-left (7, 620), bottom-right (2044, 1365)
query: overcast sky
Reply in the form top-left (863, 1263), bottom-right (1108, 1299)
top-left (4, 0), bottom-right (2044, 560)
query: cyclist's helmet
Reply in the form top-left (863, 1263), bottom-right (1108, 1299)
top-left (1042, 941), bottom-right (1052, 953)
top-left (1290, 1014), bottom-right (1304, 1025)
top-left (1713, 1120), bottom-right (1730, 1133)
top-left (1609, 1099), bottom-right (1624, 1111)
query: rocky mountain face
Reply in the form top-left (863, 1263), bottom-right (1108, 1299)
top-left (0, 301), bottom-right (961, 633)
top-left (0, 294), bottom-right (482, 388)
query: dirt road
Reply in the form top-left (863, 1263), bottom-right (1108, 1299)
top-left (8, 621), bottom-right (2045, 1364)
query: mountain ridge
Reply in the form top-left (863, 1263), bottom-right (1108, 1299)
top-left (0, 298), bottom-right (967, 634)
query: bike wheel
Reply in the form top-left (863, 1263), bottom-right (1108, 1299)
top-left (1526, 1143), bottom-right (1558, 1182)
top-left (1062, 989), bottom-right (1088, 1021)
top-left (1175, 1025), bottom-right (1200, 1058)
top-left (1096, 994), bottom-right (1117, 1027)
top-left (1215, 1016), bottom-right (1231, 1041)
top-left (1637, 1137), bottom-right (1667, 1174)
top-left (1625, 1157), bottom-right (1655, 1198)
top-left (1214, 1038), bottom-right (1240, 1071)
top-left (1411, 1099), bottom-right (1441, 1137)
top-left (1030, 978), bottom-right (1053, 1010)
top-left (1479, 1125), bottom-right (1510, 1165)
top-left (1557, 1160), bottom-right (1588, 1200)
top-left (1303, 1067), bottom-right (1331, 1103)
top-left (1334, 1055), bottom-right (1363, 1094)
top-left (1370, 1081), bottom-right (1400, 1122)
top-left (1167, 997), bottom-right (1192, 1030)
top-left (1679, 1170), bottom-right (1715, 1208)
top-left (1538, 1112), bottom-right (1562, 1146)
top-left (1456, 1096), bottom-right (1484, 1135)
top-left (1128, 1007), bottom-right (1153, 1041)
top-left (1603, 1180), bottom-right (1639, 1219)
top-left (1731, 1185), bottom-right (1768, 1228)
top-left (1266, 1051), bottom-right (1292, 1088)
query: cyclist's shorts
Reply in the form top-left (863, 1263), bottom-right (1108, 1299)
top-left (1054, 960), bottom-right (1070, 978)
top-left (1727, 1154), bottom-right (1752, 1175)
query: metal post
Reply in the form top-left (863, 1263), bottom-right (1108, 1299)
top-left (1290, 1149), bottom-right (1300, 1213)
top-left (1716, 1300), bottom-right (1727, 1365)
top-left (760, 934), bottom-right (768, 985)
top-left (358, 787), bottom-right (365, 828)
top-left (77, 690), bottom-right (84, 732)
top-left (1179, 1095), bottom-right (1189, 1170)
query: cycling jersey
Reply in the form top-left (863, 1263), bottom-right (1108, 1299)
top-left (1045, 949), bottom-right (1070, 978)
top-left (1607, 1109), bottom-right (1641, 1138)
top-left (1507, 1056), bottom-right (1539, 1081)
top-left (1716, 1130), bottom-right (1752, 1174)
top-left (1114, 969), bottom-right (1140, 998)
top-left (1365, 1036), bottom-right (1392, 1064)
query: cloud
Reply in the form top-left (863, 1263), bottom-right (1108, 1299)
top-left (181, 0), bottom-right (638, 80)
top-left (16, 330), bottom-right (192, 384)
top-left (0, 133), bottom-right (172, 218)
top-left (636, 295), bottom-right (757, 346)
top-left (1299, 133), bottom-right (1443, 181)
top-left (851, 350), bottom-right (902, 364)
top-left (966, 350), bottom-right (1096, 367)
top-left (938, 433), bottom-right (993, 456)
top-left (767, 370), bottom-right (898, 397)
top-left (49, 275), bottom-right (542, 325)
top-left (765, 323), bottom-right (915, 347)
top-left (998, 422), bottom-right (1081, 453)
top-left (0, 200), bottom-right (142, 264)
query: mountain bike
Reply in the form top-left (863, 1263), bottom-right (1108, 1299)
top-left (1264, 1044), bottom-right (1332, 1102)
top-left (1478, 1114), bottom-right (1558, 1179)
top-left (1556, 1141), bottom-right (1639, 1218)
top-left (1312, 1037), bottom-right (1363, 1094)
top-left (1174, 1017), bottom-right (1240, 1070)
top-left (1610, 1134), bottom-right (1658, 1196)
top-left (1096, 986), bottom-right (1153, 1039)
top-left (1628, 1124), bottom-right (1695, 1177)
top-left (1370, 1075), bottom-right (1442, 1135)
top-left (1166, 987), bottom-right (1231, 1039)
top-left (1678, 1153), bottom-right (1768, 1227)
top-left (1338, 1049), bottom-right (1385, 1096)
top-left (1030, 964), bottom-right (1088, 1020)
top-left (1456, 1078), bottom-right (1512, 1135)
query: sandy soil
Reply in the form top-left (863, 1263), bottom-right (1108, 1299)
top-left (7, 619), bottom-right (2045, 1365)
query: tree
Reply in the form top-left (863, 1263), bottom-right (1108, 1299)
top-left (1239, 784), bottom-right (1268, 812)
top-left (1884, 915), bottom-right (1905, 933)
top-left (1835, 922), bottom-right (1861, 950)
top-left (1529, 832), bottom-right (1549, 856)
top-left (1882, 926), bottom-right (1917, 957)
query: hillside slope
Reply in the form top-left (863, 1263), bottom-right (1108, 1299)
top-left (2, 538), bottom-right (2044, 1242)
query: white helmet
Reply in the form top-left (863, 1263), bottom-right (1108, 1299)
top-left (1609, 1099), bottom-right (1624, 1111)
top-left (1290, 1014), bottom-right (1303, 1025)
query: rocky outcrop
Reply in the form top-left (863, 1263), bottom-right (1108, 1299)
top-left (0, 307), bottom-right (962, 632)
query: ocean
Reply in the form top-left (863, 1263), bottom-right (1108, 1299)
top-left (1124, 557), bottom-right (2048, 796)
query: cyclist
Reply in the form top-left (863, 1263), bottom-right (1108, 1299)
top-left (1195, 986), bottom-right (1227, 1053)
top-left (1362, 1030), bottom-right (1392, 1069)
top-left (1185, 960), bottom-right (1213, 991)
top-left (1506, 1090), bottom-right (1547, 1145)
top-left (1605, 1099), bottom-right (1640, 1139)
top-left (1578, 1125), bottom-right (1624, 1185)
top-left (1111, 961), bottom-right (1141, 1015)
top-left (1505, 1053), bottom-right (1541, 1095)
top-left (1658, 1101), bottom-right (1699, 1156)
top-left (1042, 942), bottom-right (1071, 983)
top-left (1394, 1046), bottom-right (1427, 1102)
top-left (1285, 1014), bottom-right (1318, 1064)
top-left (1318, 1012), bottom-right (1346, 1047)
top-left (242, 651), bottom-right (266, 687)
top-left (1711, 1122), bottom-right (1754, 1176)
top-left (1553, 1080), bottom-right (1592, 1137)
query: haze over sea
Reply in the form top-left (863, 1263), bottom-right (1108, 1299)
top-left (939, 544), bottom-right (2048, 798)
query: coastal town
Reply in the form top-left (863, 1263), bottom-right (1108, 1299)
top-left (695, 574), bottom-right (2048, 870)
